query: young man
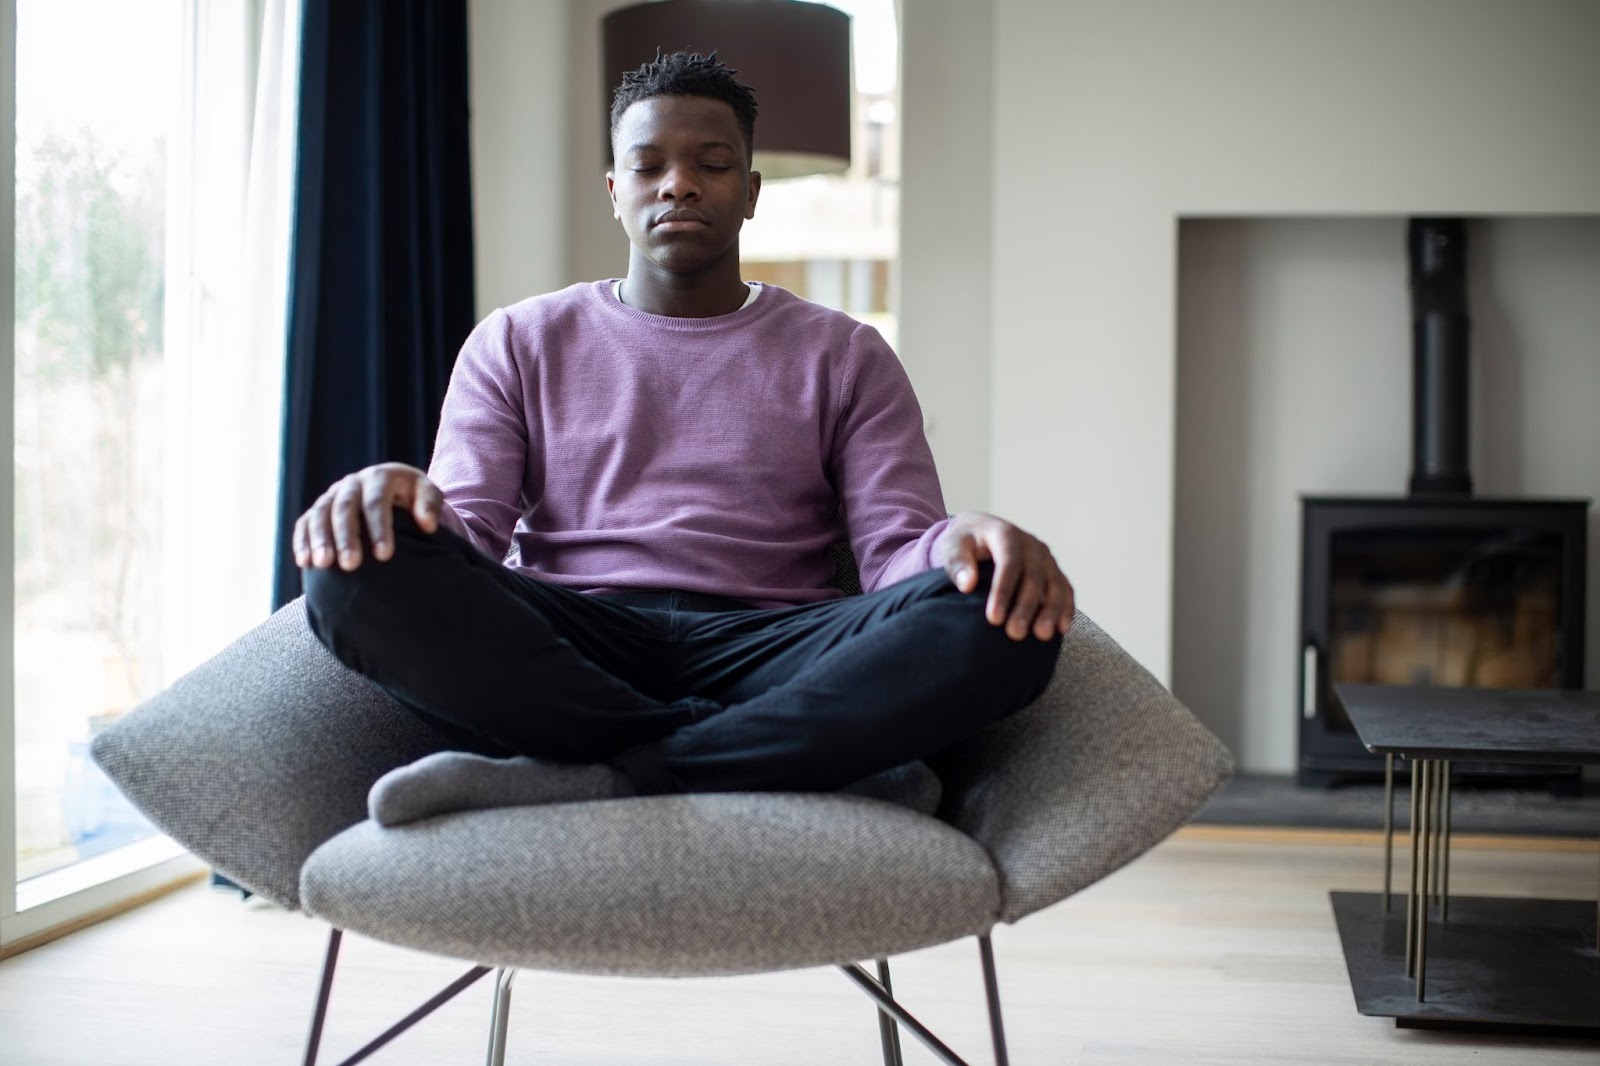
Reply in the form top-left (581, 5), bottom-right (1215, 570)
top-left (295, 52), bottom-right (1072, 826)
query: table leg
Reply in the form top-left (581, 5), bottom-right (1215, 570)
top-left (1440, 755), bottom-right (1452, 915)
top-left (1415, 759), bottom-right (1432, 1002)
top-left (1405, 758), bottom-right (1420, 976)
top-left (1382, 753), bottom-right (1394, 912)
top-left (1441, 760), bottom-right (1452, 924)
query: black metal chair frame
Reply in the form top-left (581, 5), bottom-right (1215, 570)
top-left (300, 926), bottom-right (1011, 1066)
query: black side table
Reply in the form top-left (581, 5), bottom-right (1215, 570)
top-left (1331, 683), bottom-right (1600, 1035)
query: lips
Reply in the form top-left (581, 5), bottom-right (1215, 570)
top-left (653, 209), bottom-right (708, 228)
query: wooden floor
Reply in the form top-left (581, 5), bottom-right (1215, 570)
top-left (1, 830), bottom-right (1597, 1065)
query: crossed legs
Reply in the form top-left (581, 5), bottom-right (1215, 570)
top-left (303, 511), bottom-right (1060, 819)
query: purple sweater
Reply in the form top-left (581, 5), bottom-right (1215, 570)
top-left (428, 280), bottom-right (950, 605)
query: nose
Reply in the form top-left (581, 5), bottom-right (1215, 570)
top-left (658, 162), bottom-right (700, 201)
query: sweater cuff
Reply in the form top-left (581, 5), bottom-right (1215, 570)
top-left (874, 516), bottom-right (952, 590)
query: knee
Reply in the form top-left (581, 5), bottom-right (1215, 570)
top-left (921, 562), bottom-right (1005, 640)
top-left (923, 568), bottom-right (1062, 702)
top-left (301, 513), bottom-right (423, 652)
top-left (301, 560), bottom-right (356, 633)
top-left (1009, 629), bottom-right (1063, 705)
top-left (961, 624), bottom-right (1061, 723)
top-left (964, 603), bottom-right (1062, 685)
top-left (301, 562), bottom-right (376, 663)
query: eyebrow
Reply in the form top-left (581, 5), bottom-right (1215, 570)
top-left (624, 140), bottom-right (738, 155)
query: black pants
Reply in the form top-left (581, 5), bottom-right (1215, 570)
top-left (302, 511), bottom-right (1060, 795)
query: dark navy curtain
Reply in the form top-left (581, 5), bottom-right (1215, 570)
top-left (273, 0), bottom-right (477, 608)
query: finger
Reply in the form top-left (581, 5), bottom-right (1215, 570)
top-left (985, 540), bottom-right (1023, 626)
top-left (306, 494), bottom-right (337, 569)
top-left (362, 473), bottom-right (399, 562)
top-left (412, 478), bottom-right (443, 533)
top-left (1058, 578), bottom-right (1076, 635)
top-left (330, 477), bottom-right (364, 570)
top-left (1033, 576), bottom-right (1067, 639)
top-left (1034, 600), bottom-right (1060, 640)
top-left (292, 514), bottom-right (310, 568)
top-left (943, 533), bottom-right (982, 593)
top-left (1006, 567), bottom-right (1044, 641)
top-left (1033, 556), bottom-right (1067, 640)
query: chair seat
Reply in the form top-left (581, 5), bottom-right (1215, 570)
top-left (300, 793), bottom-right (1000, 978)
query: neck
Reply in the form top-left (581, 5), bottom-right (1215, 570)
top-left (620, 253), bottom-right (748, 318)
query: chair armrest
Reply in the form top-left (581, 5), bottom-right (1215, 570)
top-left (90, 599), bottom-right (446, 910)
top-left (931, 613), bottom-right (1233, 924)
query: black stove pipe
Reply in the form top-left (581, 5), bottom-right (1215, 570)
top-left (1408, 218), bottom-right (1473, 496)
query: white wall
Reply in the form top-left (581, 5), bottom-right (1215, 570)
top-left (564, 0), bottom-right (632, 287)
top-left (1173, 218), bottom-right (1600, 772)
top-left (991, 0), bottom-right (1600, 681)
top-left (897, 0), bottom-right (993, 512)
top-left (468, 0), bottom-right (572, 315)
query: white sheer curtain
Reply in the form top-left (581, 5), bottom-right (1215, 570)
top-left (162, 0), bottom-right (300, 679)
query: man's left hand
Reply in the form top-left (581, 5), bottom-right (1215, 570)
top-left (934, 512), bottom-right (1074, 641)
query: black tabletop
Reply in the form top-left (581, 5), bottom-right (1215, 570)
top-left (1333, 684), bottom-right (1600, 763)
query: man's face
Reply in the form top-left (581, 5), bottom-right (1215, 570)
top-left (607, 95), bottom-right (761, 274)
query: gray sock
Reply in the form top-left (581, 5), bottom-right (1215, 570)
top-left (368, 751), bottom-right (634, 828)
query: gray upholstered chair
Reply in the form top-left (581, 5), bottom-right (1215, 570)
top-left (92, 591), bottom-right (1231, 1066)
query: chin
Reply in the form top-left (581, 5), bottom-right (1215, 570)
top-left (649, 250), bottom-right (718, 274)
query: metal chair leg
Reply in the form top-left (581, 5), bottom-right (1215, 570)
top-left (874, 959), bottom-right (904, 1066)
top-left (300, 924), bottom-right (491, 1066)
top-left (978, 935), bottom-right (1010, 1066)
top-left (840, 963), bottom-right (972, 1066)
top-left (841, 936), bottom-right (1013, 1066)
top-left (485, 967), bottom-right (517, 1066)
top-left (306, 930), bottom-right (1007, 1066)
top-left (303, 928), bottom-right (344, 1066)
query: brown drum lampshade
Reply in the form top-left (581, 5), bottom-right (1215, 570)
top-left (601, 0), bottom-right (852, 179)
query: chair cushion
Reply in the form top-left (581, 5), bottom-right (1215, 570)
top-left (300, 794), bottom-right (1000, 978)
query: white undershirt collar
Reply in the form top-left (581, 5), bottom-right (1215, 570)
top-left (612, 279), bottom-right (761, 311)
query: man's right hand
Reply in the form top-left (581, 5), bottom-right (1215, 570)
top-left (293, 462), bottom-right (445, 571)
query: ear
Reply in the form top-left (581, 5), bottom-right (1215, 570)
top-left (745, 169), bottom-right (762, 220)
top-left (606, 171), bottom-right (620, 220)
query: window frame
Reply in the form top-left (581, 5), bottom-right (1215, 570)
top-left (0, 0), bottom-right (17, 950)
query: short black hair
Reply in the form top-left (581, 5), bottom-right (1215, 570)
top-left (610, 50), bottom-right (759, 163)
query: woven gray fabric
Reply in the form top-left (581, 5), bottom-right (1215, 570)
top-left (931, 612), bottom-right (1234, 924)
top-left (89, 599), bottom-right (449, 909)
top-left (300, 793), bottom-right (999, 977)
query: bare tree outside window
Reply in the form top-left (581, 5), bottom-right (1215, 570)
top-left (13, 0), bottom-right (179, 882)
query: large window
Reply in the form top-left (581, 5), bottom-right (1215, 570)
top-left (3, 0), bottom-right (298, 950)
top-left (12, 0), bottom-right (179, 886)
top-left (742, 0), bottom-right (900, 346)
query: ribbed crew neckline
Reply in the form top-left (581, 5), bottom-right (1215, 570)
top-left (591, 279), bottom-right (775, 332)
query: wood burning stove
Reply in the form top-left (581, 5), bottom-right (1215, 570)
top-left (1296, 220), bottom-right (1592, 786)
top-left (1297, 495), bottom-right (1587, 785)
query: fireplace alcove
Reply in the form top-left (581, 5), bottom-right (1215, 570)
top-left (1171, 217), bottom-right (1600, 822)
